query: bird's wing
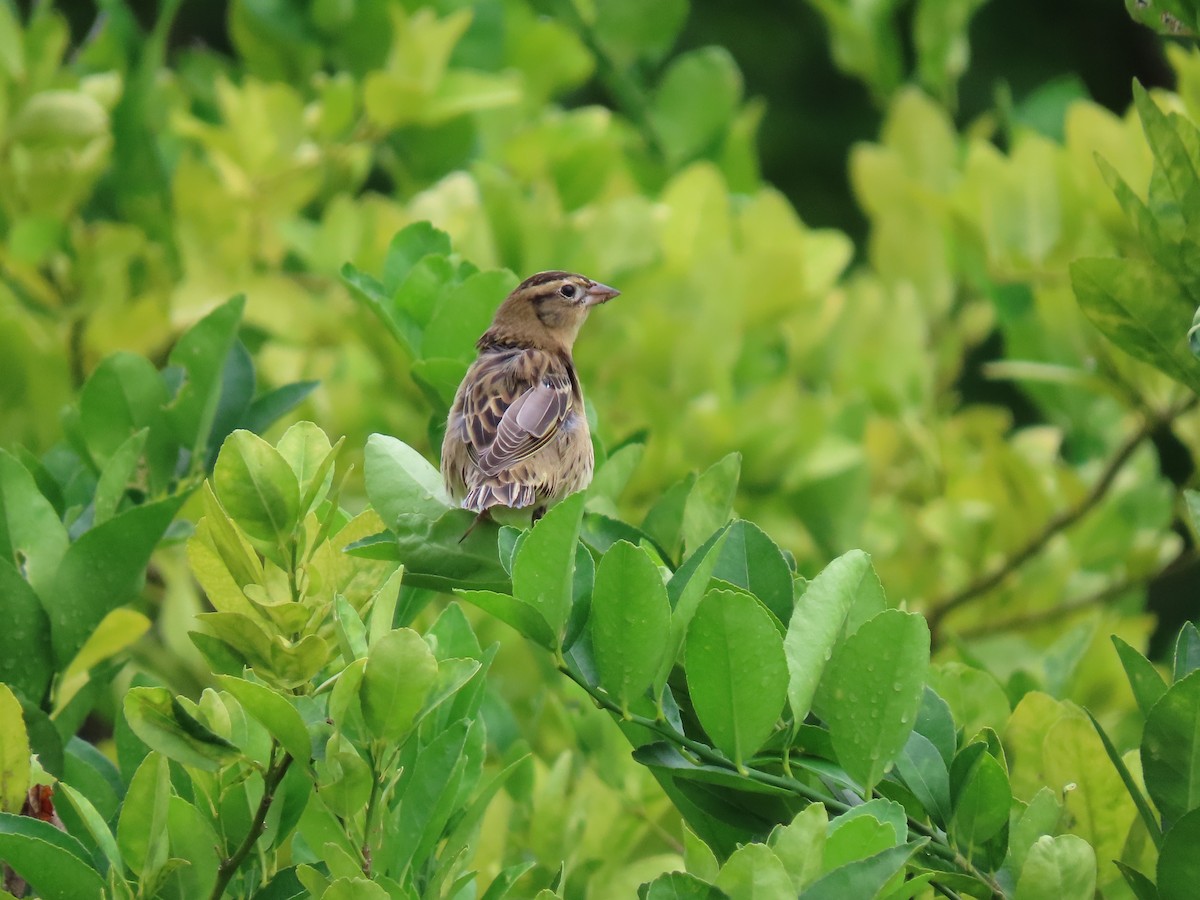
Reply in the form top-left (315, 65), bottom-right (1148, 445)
top-left (463, 351), bottom-right (574, 477)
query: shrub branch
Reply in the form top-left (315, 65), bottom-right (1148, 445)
top-left (927, 396), bottom-right (1197, 640)
top-left (209, 745), bottom-right (294, 900)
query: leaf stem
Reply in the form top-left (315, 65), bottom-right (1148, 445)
top-left (927, 396), bottom-right (1197, 640)
top-left (209, 746), bottom-right (294, 900)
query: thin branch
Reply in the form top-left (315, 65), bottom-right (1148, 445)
top-left (209, 747), bottom-right (294, 900)
top-left (927, 396), bottom-right (1198, 639)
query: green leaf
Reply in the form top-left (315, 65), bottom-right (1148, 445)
top-left (1085, 708), bottom-right (1162, 849)
top-left (894, 731), bottom-right (951, 825)
top-left (423, 269), bottom-right (518, 361)
top-left (685, 587), bottom-right (788, 766)
top-left (381, 221), bottom-right (453, 294)
top-left (166, 796), bottom-right (220, 898)
top-left (950, 745), bottom-right (1011, 850)
top-left (655, 525), bottom-right (730, 701)
top-left (1014, 834), bottom-right (1096, 900)
top-left (324, 877), bottom-right (391, 900)
top-left (714, 842), bottom-right (792, 898)
top-left (333, 593), bottom-right (368, 662)
top-left (1112, 635), bottom-right (1168, 717)
top-left (48, 494), bottom-right (185, 667)
top-left (123, 686), bottom-right (240, 771)
top-left (456, 589), bottom-right (555, 649)
top-left (277, 421), bottom-right (339, 516)
top-left (240, 380), bottom-right (319, 439)
top-left (633, 742), bottom-right (792, 796)
top-left (712, 520), bottom-right (793, 624)
top-left (1142, 669), bottom-right (1200, 822)
top-left (590, 540), bottom-right (672, 712)
top-left (79, 351), bottom-right (168, 464)
top-left (650, 47), bottom-right (743, 167)
top-left (215, 675), bottom-right (311, 764)
top-left (815, 609), bottom-right (929, 791)
top-left (785, 549), bottom-right (883, 725)
top-left (0, 684), bottom-right (29, 814)
top-left (364, 433), bottom-right (453, 526)
top-left (681, 453), bottom-right (740, 557)
top-left (57, 783), bottom-right (122, 873)
top-left (355, 509), bottom-right (509, 592)
top-left (797, 841), bottom-right (926, 900)
top-left (92, 427), bottom-right (147, 525)
top-left (1174, 622), bottom-right (1200, 681)
top-left (643, 471), bottom-right (696, 562)
top-left (768, 804), bottom-right (827, 893)
top-left (639, 871), bottom-right (729, 899)
top-left (1070, 255), bottom-right (1200, 393)
top-left (360, 627), bottom-right (438, 742)
top-left (167, 296), bottom-right (246, 453)
top-left (0, 447), bottom-right (68, 599)
top-left (0, 812), bottom-right (105, 899)
top-left (116, 752), bottom-right (170, 879)
top-left (0, 561), bottom-right (53, 704)
top-left (213, 429), bottom-right (300, 547)
top-left (1132, 81), bottom-right (1200, 224)
top-left (1160, 806), bottom-right (1200, 900)
top-left (1115, 862), bottom-right (1158, 900)
top-left (512, 492), bottom-right (586, 647)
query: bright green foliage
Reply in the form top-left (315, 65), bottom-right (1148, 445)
top-left (4, 1), bottom-right (1200, 898)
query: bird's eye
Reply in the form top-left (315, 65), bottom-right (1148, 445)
top-left (560, 283), bottom-right (577, 299)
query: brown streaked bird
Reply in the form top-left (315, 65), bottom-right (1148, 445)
top-left (441, 271), bottom-right (619, 525)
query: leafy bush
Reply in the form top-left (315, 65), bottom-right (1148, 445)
top-left (3, 0), bottom-right (1200, 898)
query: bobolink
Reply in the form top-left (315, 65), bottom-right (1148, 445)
top-left (441, 270), bottom-right (619, 523)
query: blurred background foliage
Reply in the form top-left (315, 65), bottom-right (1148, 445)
top-left (2, 0), bottom-right (1199, 894)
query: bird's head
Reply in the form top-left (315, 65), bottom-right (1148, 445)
top-left (481, 271), bottom-right (619, 352)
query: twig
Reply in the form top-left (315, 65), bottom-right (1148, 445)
top-left (927, 396), bottom-right (1198, 640)
top-left (209, 747), bottom-right (294, 900)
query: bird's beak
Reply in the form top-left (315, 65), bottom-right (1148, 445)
top-left (584, 282), bottom-right (620, 306)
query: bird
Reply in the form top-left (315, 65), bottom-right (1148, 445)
top-left (441, 270), bottom-right (619, 529)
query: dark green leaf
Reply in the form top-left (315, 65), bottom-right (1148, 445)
top-left (457, 589), bottom-right (555, 649)
top-left (0, 560), bottom-right (53, 703)
top-left (949, 746), bottom-right (1011, 851)
top-left (1142, 669), bottom-right (1200, 822)
top-left (48, 494), bottom-right (185, 667)
top-left (0, 447), bottom-right (68, 599)
top-left (0, 812), bottom-right (104, 899)
top-left (240, 380), bottom-right (319, 438)
top-left (167, 296), bottom-right (246, 453)
top-left (639, 871), bottom-right (729, 899)
top-left (1113, 635), bottom-right (1168, 717)
top-left (798, 840), bottom-right (926, 900)
top-left (895, 731), bottom-right (951, 825)
top-left (712, 520), bottom-right (793, 623)
top-left (92, 427), bottom-right (147, 525)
